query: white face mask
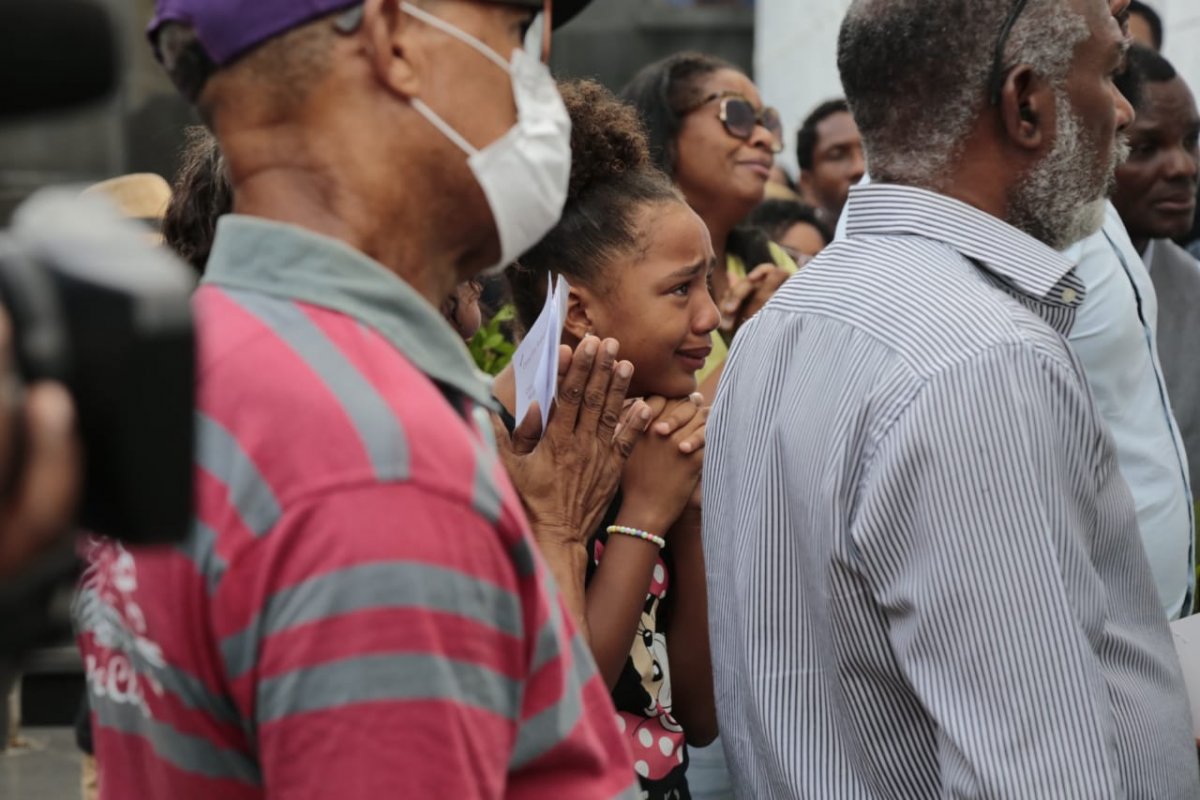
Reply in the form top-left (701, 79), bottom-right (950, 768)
top-left (400, 2), bottom-right (572, 274)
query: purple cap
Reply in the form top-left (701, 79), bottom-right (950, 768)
top-left (149, 0), bottom-right (593, 70)
top-left (149, 0), bottom-right (358, 67)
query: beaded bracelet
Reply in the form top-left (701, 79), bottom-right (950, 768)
top-left (606, 525), bottom-right (666, 549)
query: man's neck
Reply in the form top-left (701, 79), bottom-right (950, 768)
top-left (932, 122), bottom-right (1022, 230)
top-left (232, 162), bottom-right (462, 308)
top-left (1132, 235), bottom-right (1150, 257)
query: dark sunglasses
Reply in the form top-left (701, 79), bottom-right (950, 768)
top-left (688, 93), bottom-right (784, 153)
top-left (988, 0), bottom-right (1031, 105)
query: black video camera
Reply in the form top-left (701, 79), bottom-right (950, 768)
top-left (0, 0), bottom-right (195, 660)
top-left (0, 191), bottom-right (196, 656)
top-left (0, 190), bottom-right (195, 545)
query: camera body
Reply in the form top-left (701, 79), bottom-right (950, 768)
top-left (0, 189), bottom-right (195, 545)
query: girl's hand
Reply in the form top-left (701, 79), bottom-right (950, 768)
top-left (619, 397), bottom-right (705, 536)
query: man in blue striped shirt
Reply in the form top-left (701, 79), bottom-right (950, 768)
top-left (705, 0), bottom-right (1200, 796)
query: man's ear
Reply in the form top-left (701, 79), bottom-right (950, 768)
top-left (562, 285), bottom-right (595, 340)
top-left (999, 64), bottom-right (1052, 152)
top-left (360, 0), bottom-right (421, 98)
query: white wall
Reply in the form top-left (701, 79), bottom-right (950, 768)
top-left (756, 0), bottom-right (1200, 177)
top-left (754, 0), bottom-right (851, 176)
top-left (1157, 0), bottom-right (1200, 101)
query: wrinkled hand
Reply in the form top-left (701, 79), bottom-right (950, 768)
top-left (619, 397), bottom-right (707, 537)
top-left (0, 309), bottom-right (80, 579)
top-left (492, 336), bottom-right (655, 549)
top-left (719, 263), bottom-right (792, 335)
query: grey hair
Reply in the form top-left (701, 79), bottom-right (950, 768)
top-left (837, 0), bottom-right (1090, 188)
top-left (156, 13), bottom-right (338, 123)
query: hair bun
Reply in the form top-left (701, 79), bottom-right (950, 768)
top-left (559, 79), bottom-right (652, 201)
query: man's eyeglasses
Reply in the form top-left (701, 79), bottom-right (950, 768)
top-left (335, 0), bottom-right (553, 64)
top-left (687, 93), bottom-right (784, 153)
top-left (988, 0), bottom-right (1031, 105)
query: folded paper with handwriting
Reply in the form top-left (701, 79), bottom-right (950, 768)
top-left (513, 273), bottom-right (570, 434)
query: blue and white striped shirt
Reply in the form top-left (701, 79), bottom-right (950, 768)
top-left (704, 183), bottom-right (1199, 798)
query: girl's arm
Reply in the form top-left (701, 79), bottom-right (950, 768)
top-left (585, 503), bottom-right (676, 689)
top-left (585, 400), bottom-right (705, 689)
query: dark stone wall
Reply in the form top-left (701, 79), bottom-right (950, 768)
top-left (0, 0), bottom-right (751, 221)
top-left (551, 0), bottom-right (754, 90)
top-left (0, 0), bottom-right (196, 221)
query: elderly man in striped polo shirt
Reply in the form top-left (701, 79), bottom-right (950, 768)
top-left (705, 0), bottom-right (1200, 797)
top-left (73, 1), bottom-right (649, 798)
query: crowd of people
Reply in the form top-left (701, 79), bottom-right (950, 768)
top-left (63, 0), bottom-right (1200, 798)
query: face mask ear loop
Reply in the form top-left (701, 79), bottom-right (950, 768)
top-left (410, 98), bottom-right (480, 156)
top-left (399, 1), bottom-right (513, 70)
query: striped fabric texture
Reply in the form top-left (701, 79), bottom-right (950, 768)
top-left (704, 184), bottom-right (1200, 798)
top-left (74, 216), bottom-right (637, 800)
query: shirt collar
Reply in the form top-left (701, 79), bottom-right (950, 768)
top-left (203, 215), bottom-right (493, 408)
top-left (843, 183), bottom-right (1086, 309)
top-left (1142, 238), bottom-right (1158, 271)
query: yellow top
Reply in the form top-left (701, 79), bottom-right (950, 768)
top-left (697, 242), bottom-right (799, 384)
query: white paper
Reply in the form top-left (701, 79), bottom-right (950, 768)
top-left (513, 273), bottom-right (570, 433)
top-left (1169, 613), bottom-right (1200, 739)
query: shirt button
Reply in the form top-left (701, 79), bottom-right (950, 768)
top-left (1061, 287), bottom-right (1078, 304)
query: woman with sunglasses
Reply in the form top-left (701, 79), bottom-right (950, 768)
top-left (493, 79), bottom-right (719, 800)
top-left (622, 53), bottom-right (799, 399)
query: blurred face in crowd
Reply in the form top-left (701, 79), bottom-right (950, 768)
top-left (568, 202), bottom-right (720, 398)
top-left (673, 69), bottom-right (780, 227)
top-left (1114, 76), bottom-right (1200, 248)
top-left (778, 221), bottom-right (827, 260)
top-left (1127, 11), bottom-right (1157, 50)
top-left (800, 111), bottom-right (864, 222)
top-left (1008, 0), bottom-right (1133, 250)
top-left (442, 280), bottom-right (484, 340)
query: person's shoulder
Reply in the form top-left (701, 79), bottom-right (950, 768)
top-left (1148, 239), bottom-right (1200, 309)
top-left (1156, 238), bottom-right (1200, 276)
top-left (198, 287), bottom-right (462, 419)
top-left (1063, 225), bottom-right (1123, 285)
top-left (883, 338), bottom-right (1094, 453)
top-left (773, 236), bottom-right (1043, 374)
top-left (194, 288), bottom-right (486, 504)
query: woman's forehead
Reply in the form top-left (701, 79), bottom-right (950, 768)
top-left (639, 204), bottom-right (713, 264)
top-left (698, 69), bottom-right (762, 107)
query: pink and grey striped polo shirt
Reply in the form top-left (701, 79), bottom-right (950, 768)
top-left (74, 216), bottom-right (637, 799)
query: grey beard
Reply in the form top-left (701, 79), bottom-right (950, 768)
top-left (1009, 92), bottom-right (1127, 252)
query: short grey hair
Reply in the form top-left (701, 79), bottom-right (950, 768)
top-left (837, 0), bottom-right (1090, 188)
top-left (157, 13), bottom-right (338, 124)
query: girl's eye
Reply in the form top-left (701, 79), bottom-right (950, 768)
top-left (671, 283), bottom-right (690, 297)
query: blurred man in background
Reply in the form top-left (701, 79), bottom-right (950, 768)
top-left (1126, 0), bottom-right (1162, 50)
top-left (796, 98), bottom-right (864, 228)
top-left (1113, 45), bottom-right (1200, 500)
